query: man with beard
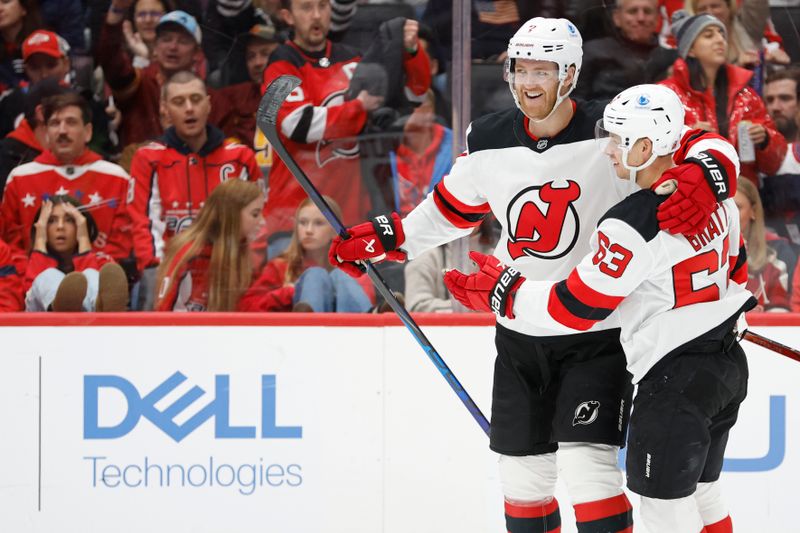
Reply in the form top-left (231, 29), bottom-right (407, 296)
top-left (765, 68), bottom-right (800, 145)
top-left (329, 17), bottom-right (741, 533)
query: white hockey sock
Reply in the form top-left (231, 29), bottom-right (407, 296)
top-left (640, 495), bottom-right (704, 533)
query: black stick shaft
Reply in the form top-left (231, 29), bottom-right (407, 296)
top-left (257, 75), bottom-right (490, 436)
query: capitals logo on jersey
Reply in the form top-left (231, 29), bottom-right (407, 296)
top-left (507, 180), bottom-right (581, 260)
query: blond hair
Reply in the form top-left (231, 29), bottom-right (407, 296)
top-left (155, 179), bottom-right (262, 311)
top-left (737, 177), bottom-right (768, 273)
top-left (281, 196), bottom-right (342, 283)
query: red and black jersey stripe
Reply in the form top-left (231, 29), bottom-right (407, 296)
top-left (729, 238), bottom-right (748, 285)
top-left (432, 181), bottom-right (490, 229)
top-left (547, 270), bottom-right (623, 331)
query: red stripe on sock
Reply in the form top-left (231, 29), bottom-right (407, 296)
top-left (703, 515), bottom-right (732, 533)
top-left (573, 493), bottom-right (632, 523)
top-left (505, 497), bottom-right (559, 519)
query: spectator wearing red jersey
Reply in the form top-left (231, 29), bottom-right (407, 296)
top-left (0, 237), bottom-right (23, 311)
top-left (659, 11), bottom-right (787, 181)
top-left (0, 77), bottom-right (70, 200)
top-left (154, 179), bottom-right (264, 311)
top-left (261, 0), bottom-right (430, 248)
top-left (1, 93), bottom-right (134, 274)
top-left (128, 71), bottom-right (262, 308)
top-left (24, 195), bottom-right (129, 312)
top-left (240, 196), bottom-right (373, 312)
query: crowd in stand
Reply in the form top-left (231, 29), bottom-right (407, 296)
top-left (1, 0), bottom-right (800, 313)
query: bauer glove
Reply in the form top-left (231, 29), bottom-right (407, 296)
top-left (328, 213), bottom-right (407, 278)
top-left (655, 155), bottom-right (728, 236)
top-left (443, 251), bottom-right (526, 319)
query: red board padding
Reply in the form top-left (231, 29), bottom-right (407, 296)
top-left (0, 312), bottom-right (795, 328)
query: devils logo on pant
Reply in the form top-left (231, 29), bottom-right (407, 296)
top-left (573, 400), bottom-right (600, 426)
top-left (507, 180), bottom-right (581, 260)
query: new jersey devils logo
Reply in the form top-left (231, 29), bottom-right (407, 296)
top-left (507, 180), bottom-right (581, 260)
top-left (315, 90), bottom-right (360, 167)
top-left (573, 400), bottom-right (600, 426)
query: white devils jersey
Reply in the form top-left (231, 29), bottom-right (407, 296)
top-left (513, 193), bottom-right (755, 382)
top-left (401, 102), bottom-right (739, 337)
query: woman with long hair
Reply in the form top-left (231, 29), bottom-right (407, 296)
top-left (155, 179), bottom-right (265, 311)
top-left (25, 195), bottom-right (129, 312)
top-left (239, 196), bottom-right (374, 312)
top-left (735, 177), bottom-right (794, 312)
top-left (685, 0), bottom-right (788, 68)
top-left (659, 10), bottom-right (786, 180)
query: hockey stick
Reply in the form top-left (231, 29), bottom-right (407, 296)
top-left (742, 330), bottom-right (800, 363)
top-left (257, 75), bottom-right (491, 437)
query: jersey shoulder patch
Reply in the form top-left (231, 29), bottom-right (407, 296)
top-left (600, 190), bottom-right (666, 242)
top-left (466, 108), bottom-right (519, 154)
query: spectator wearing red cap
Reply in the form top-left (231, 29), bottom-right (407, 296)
top-left (0, 29), bottom-right (120, 158)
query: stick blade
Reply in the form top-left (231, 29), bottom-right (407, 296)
top-left (257, 75), bottom-right (302, 135)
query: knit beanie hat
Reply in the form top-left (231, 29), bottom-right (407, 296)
top-left (671, 9), bottom-right (726, 59)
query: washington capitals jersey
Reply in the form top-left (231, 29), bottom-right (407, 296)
top-left (1, 150), bottom-right (133, 269)
top-left (513, 194), bottom-right (753, 382)
top-left (401, 102), bottom-right (740, 337)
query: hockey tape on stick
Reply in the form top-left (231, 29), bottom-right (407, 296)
top-left (742, 330), bottom-right (800, 363)
top-left (257, 76), bottom-right (490, 436)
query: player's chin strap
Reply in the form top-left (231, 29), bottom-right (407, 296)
top-left (529, 78), bottom-right (572, 124)
top-left (506, 61), bottom-right (574, 125)
top-left (620, 147), bottom-right (658, 194)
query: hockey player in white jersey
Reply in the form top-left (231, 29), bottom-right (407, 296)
top-left (444, 84), bottom-right (756, 533)
top-left (329, 19), bottom-right (741, 533)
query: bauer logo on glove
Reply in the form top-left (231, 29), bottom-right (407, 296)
top-left (443, 251), bottom-right (526, 319)
top-left (329, 212), bottom-right (407, 278)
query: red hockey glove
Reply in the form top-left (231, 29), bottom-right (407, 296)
top-left (443, 251), bottom-right (526, 319)
top-left (655, 158), bottom-right (722, 236)
top-left (328, 213), bottom-right (407, 278)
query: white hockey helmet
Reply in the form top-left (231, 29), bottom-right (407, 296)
top-left (504, 18), bottom-right (583, 122)
top-left (598, 84), bottom-right (685, 187)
